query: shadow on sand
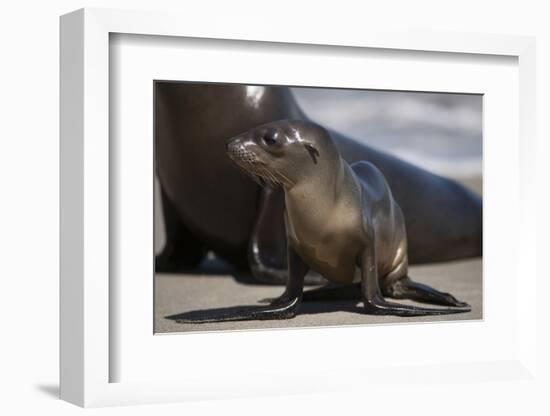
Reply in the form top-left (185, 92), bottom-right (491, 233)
top-left (165, 300), bottom-right (363, 322)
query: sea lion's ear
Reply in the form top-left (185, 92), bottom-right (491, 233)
top-left (303, 142), bottom-right (320, 164)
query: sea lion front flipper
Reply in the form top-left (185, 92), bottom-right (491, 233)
top-left (360, 244), bottom-right (471, 317)
top-left (249, 186), bottom-right (325, 285)
top-left (166, 298), bottom-right (300, 323)
top-left (168, 247), bottom-right (309, 323)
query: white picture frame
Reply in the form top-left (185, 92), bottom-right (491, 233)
top-left (60, 7), bottom-right (537, 408)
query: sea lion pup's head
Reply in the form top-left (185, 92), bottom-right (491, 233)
top-left (226, 119), bottom-right (339, 189)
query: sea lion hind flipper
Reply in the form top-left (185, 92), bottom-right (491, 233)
top-left (360, 247), bottom-right (471, 317)
top-left (363, 299), bottom-right (471, 317)
top-left (384, 276), bottom-right (470, 308)
top-left (166, 298), bottom-right (301, 324)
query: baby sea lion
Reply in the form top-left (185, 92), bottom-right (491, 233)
top-left (171, 120), bottom-right (470, 323)
top-left (155, 83), bottom-right (482, 285)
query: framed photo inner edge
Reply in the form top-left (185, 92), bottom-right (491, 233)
top-left (60, 8), bottom-right (537, 408)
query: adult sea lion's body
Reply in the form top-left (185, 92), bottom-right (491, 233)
top-left (170, 120), bottom-right (470, 323)
top-left (155, 83), bottom-right (482, 283)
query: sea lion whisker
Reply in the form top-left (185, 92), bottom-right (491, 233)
top-left (270, 170), bottom-right (288, 185)
top-left (272, 169), bottom-right (294, 187)
top-left (254, 169), bottom-right (271, 187)
top-left (236, 162), bottom-right (264, 184)
top-left (266, 169), bottom-right (280, 186)
top-left (259, 166), bottom-right (279, 187)
top-left (251, 167), bottom-right (269, 185)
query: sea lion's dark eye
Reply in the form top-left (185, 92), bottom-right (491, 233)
top-left (262, 130), bottom-right (278, 146)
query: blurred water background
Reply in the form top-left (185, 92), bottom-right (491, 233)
top-left (292, 88), bottom-right (482, 179)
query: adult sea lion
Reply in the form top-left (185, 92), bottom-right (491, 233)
top-left (155, 82), bottom-right (482, 284)
top-left (170, 120), bottom-right (470, 323)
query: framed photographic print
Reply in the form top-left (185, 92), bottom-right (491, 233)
top-left (60, 7), bottom-right (537, 408)
top-left (152, 81), bottom-right (483, 334)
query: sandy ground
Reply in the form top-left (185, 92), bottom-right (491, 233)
top-left (155, 258), bottom-right (482, 333)
top-left (155, 176), bottom-right (482, 334)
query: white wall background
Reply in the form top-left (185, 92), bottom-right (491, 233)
top-left (1, 1), bottom-right (548, 415)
